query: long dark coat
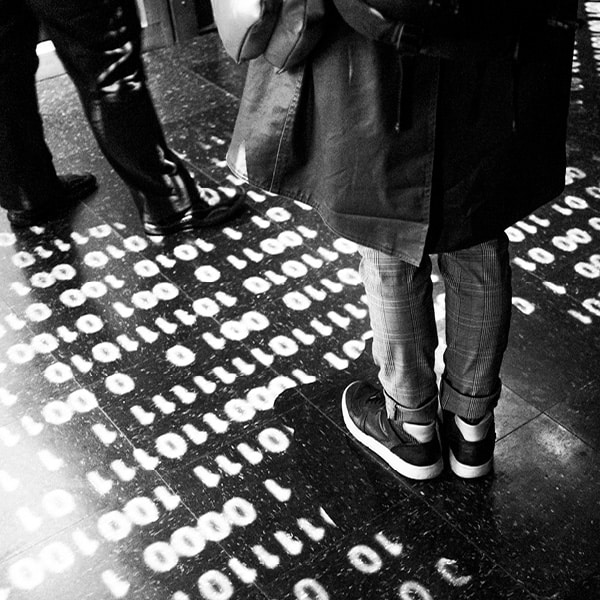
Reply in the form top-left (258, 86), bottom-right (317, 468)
top-left (227, 10), bottom-right (576, 265)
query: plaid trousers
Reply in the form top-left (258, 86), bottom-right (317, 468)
top-left (358, 234), bottom-right (512, 424)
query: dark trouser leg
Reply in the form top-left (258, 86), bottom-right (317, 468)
top-left (0, 0), bottom-right (62, 210)
top-left (438, 234), bottom-right (512, 420)
top-left (27, 0), bottom-right (196, 220)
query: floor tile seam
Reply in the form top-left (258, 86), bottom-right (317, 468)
top-left (155, 450), bottom-right (442, 597)
top-left (213, 502), bottom-right (419, 596)
top-left (1, 358), bottom-right (111, 411)
top-left (159, 104), bottom-right (241, 143)
top-left (256, 498), bottom-right (539, 600)
top-left (495, 413), bottom-right (541, 443)
top-left (564, 199), bottom-right (600, 219)
top-left (299, 387), bottom-right (353, 434)
top-left (230, 200), bottom-right (366, 279)
top-left (1, 210), bottom-right (152, 277)
top-left (137, 43), bottom-right (245, 106)
top-left (0, 325), bottom-right (288, 397)
top-left (511, 265), bottom-right (600, 315)
top-left (1, 309), bottom-right (194, 392)
top-left (177, 314), bottom-right (368, 374)
top-left (398, 500), bottom-right (555, 600)
top-left (493, 382), bottom-right (544, 441)
top-left (299, 391), bottom-right (593, 598)
top-left (21, 323), bottom-right (199, 393)
top-left (0, 511), bottom-right (101, 569)
top-left (1, 295), bottom-right (125, 401)
top-left (0, 219), bottom-right (225, 379)
top-left (539, 197), bottom-right (600, 219)
top-left (148, 391), bottom-right (305, 475)
top-left (541, 407), bottom-right (600, 453)
top-left (87, 207), bottom-right (368, 350)
top-left (59, 311), bottom-right (333, 397)
top-left (496, 397), bottom-right (600, 454)
top-left (493, 395), bottom-right (600, 453)
top-left (0, 316), bottom-right (38, 346)
top-left (86, 175), bottom-right (362, 290)
top-left (35, 268), bottom-right (352, 419)
top-left (88, 401), bottom-right (213, 520)
top-left (110, 273), bottom-right (362, 350)
top-left (181, 157), bottom-right (232, 186)
top-left (247, 583), bottom-right (280, 600)
top-left (169, 57), bottom-right (243, 103)
top-left (134, 468), bottom-right (201, 523)
top-left (41, 141), bottom-right (101, 163)
top-left (92, 364), bottom-right (306, 473)
top-left (145, 60), bottom-right (239, 108)
top-left (184, 70), bottom-right (242, 103)
top-left (294, 391), bottom-right (424, 493)
top-left (209, 549), bottom-right (311, 600)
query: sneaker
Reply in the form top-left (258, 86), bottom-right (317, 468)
top-left (442, 410), bottom-right (495, 479)
top-left (143, 185), bottom-right (246, 236)
top-left (342, 380), bottom-right (443, 480)
top-left (7, 172), bottom-right (98, 227)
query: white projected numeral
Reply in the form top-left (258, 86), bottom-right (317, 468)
top-left (197, 570), bottom-right (233, 600)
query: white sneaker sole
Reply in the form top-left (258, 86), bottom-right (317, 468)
top-left (341, 391), bottom-right (443, 481)
top-left (449, 450), bottom-right (493, 479)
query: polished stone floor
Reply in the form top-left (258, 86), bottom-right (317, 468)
top-left (1, 15), bottom-right (600, 600)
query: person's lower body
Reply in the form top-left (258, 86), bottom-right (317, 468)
top-left (0, 0), bottom-right (98, 224)
top-left (342, 234), bottom-right (512, 480)
top-left (0, 0), bottom-right (244, 232)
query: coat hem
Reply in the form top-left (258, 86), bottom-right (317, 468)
top-left (227, 159), bottom-right (425, 266)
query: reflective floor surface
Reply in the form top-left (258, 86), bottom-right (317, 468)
top-left (1, 12), bottom-right (600, 600)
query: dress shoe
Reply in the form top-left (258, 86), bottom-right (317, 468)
top-left (7, 173), bottom-right (98, 228)
top-left (143, 185), bottom-right (246, 236)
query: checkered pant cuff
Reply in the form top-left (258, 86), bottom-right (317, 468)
top-left (385, 392), bottom-right (439, 425)
top-left (439, 376), bottom-right (501, 421)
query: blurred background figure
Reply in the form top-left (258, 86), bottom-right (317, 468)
top-left (0, 0), bottom-right (244, 234)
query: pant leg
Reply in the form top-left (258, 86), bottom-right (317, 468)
top-left (0, 0), bottom-right (62, 210)
top-left (358, 245), bottom-right (439, 425)
top-left (26, 0), bottom-right (196, 218)
top-left (438, 234), bottom-right (512, 420)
